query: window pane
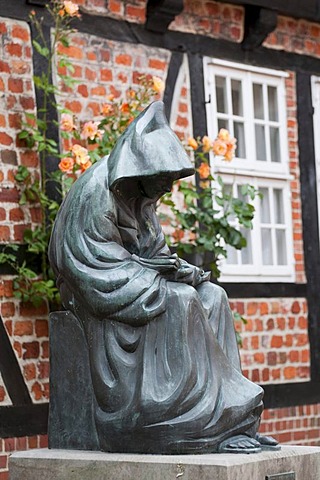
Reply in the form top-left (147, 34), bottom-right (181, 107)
top-left (234, 122), bottom-right (246, 157)
top-left (273, 189), bottom-right (284, 223)
top-left (261, 228), bottom-right (273, 264)
top-left (270, 127), bottom-right (281, 162)
top-left (231, 79), bottom-right (243, 116)
top-left (218, 118), bottom-right (228, 132)
top-left (216, 76), bottom-right (227, 113)
top-left (255, 124), bottom-right (267, 161)
top-left (268, 86), bottom-right (278, 121)
top-left (260, 188), bottom-right (270, 223)
top-left (276, 229), bottom-right (287, 265)
top-left (253, 83), bottom-right (264, 119)
top-left (240, 227), bottom-right (253, 264)
top-left (226, 244), bottom-right (238, 264)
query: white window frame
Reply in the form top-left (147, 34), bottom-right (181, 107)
top-left (203, 58), bottom-right (295, 282)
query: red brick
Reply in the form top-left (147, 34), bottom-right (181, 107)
top-left (91, 86), bottom-right (106, 96)
top-left (28, 436), bottom-right (38, 449)
top-left (247, 302), bottom-right (258, 315)
top-left (41, 340), bottom-right (49, 359)
top-left (14, 224), bottom-right (31, 242)
top-left (101, 69), bottom-right (113, 81)
top-left (65, 101), bottom-right (82, 113)
top-left (20, 151), bottom-right (39, 167)
top-left (0, 208), bottom-right (6, 221)
top-left (115, 54), bottom-right (132, 66)
top-left (301, 349), bottom-right (310, 363)
top-left (14, 320), bottom-right (33, 336)
top-left (77, 84), bottom-right (88, 97)
top-left (20, 96), bottom-right (35, 110)
top-left (11, 60), bottom-right (29, 75)
top-left (8, 78), bottom-right (23, 93)
top-left (0, 188), bottom-right (20, 203)
top-left (0, 61), bottom-right (10, 73)
top-left (298, 316), bottom-right (307, 329)
top-left (30, 207), bottom-right (42, 223)
top-left (9, 207), bottom-right (24, 222)
top-left (291, 301), bottom-right (301, 313)
top-left (284, 366), bottom-right (296, 380)
top-left (5, 42), bottom-right (23, 57)
top-left (271, 335), bottom-right (283, 348)
top-left (35, 319), bottom-right (48, 337)
top-left (39, 434), bottom-right (48, 448)
top-left (0, 226), bottom-right (10, 242)
top-left (12, 25), bottom-right (29, 41)
top-left (101, 49), bottom-right (110, 62)
top-left (20, 301), bottom-right (48, 317)
top-left (24, 363), bottom-right (36, 381)
top-left (126, 5), bottom-right (145, 21)
top-left (0, 132), bottom-right (13, 146)
top-left (4, 438), bottom-right (15, 452)
top-left (1, 302), bottom-right (15, 317)
top-left (271, 368), bottom-right (281, 380)
top-left (8, 113), bottom-right (21, 129)
top-left (267, 351), bottom-right (277, 366)
top-left (109, 0), bottom-right (121, 13)
top-left (87, 102), bottom-right (101, 116)
top-left (0, 455), bottom-right (7, 469)
top-left (0, 387), bottom-right (6, 403)
top-left (22, 341), bottom-right (40, 359)
top-left (176, 116), bottom-right (188, 128)
top-left (0, 78), bottom-right (4, 91)
top-left (14, 341), bottom-right (22, 358)
top-left (86, 51), bottom-right (97, 61)
top-left (295, 333), bottom-right (308, 346)
top-left (85, 67), bottom-right (96, 81)
top-left (0, 114), bottom-right (5, 128)
top-left (0, 22), bottom-right (7, 34)
top-left (38, 361), bottom-right (50, 379)
top-left (276, 317), bottom-right (286, 330)
top-left (31, 382), bottom-right (43, 400)
top-left (57, 44), bottom-right (83, 59)
top-left (16, 436), bottom-right (27, 450)
top-left (254, 352), bottom-right (265, 364)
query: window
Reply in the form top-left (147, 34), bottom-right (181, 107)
top-left (204, 59), bottom-right (294, 282)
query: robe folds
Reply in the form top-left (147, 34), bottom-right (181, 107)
top-left (49, 101), bottom-right (264, 454)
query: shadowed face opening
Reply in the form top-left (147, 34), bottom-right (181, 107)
top-left (139, 175), bottom-right (175, 200)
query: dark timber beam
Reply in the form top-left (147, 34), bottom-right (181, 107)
top-left (146, 0), bottom-right (184, 33)
top-left (0, 316), bottom-right (32, 405)
top-left (242, 6), bottom-right (278, 51)
top-left (0, 404), bottom-right (48, 438)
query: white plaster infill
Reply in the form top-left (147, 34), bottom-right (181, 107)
top-left (9, 445), bottom-right (320, 480)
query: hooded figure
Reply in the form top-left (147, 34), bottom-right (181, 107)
top-left (49, 101), bottom-right (273, 454)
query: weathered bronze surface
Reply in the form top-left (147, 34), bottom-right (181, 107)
top-left (48, 101), bottom-right (265, 454)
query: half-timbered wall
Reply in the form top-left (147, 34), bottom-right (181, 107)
top-left (1, 1), bottom-right (320, 478)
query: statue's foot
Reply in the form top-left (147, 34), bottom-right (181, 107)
top-left (217, 434), bottom-right (261, 454)
top-left (255, 433), bottom-right (281, 451)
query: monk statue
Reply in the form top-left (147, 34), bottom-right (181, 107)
top-left (48, 101), bottom-right (279, 454)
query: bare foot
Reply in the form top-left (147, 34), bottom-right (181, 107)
top-left (217, 434), bottom-right (261, 454)
top-left (255, 433), bottom-right (281, 451)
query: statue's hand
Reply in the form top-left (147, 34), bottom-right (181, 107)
top-left (175, 265), bottom-right (211, 286)
top-left (132, 254), bottom-right (181, 274)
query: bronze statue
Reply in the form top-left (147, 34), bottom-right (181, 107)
top-left (48, 101), bottom-right (279, 454)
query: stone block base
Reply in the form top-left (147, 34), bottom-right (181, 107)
top-left (9, 445), bottom-right (320, 480)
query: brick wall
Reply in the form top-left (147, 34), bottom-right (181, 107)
top-left (0, 435), bottom-right (47, 480)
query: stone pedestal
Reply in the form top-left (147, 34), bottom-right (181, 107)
top-left (9, 446), bottom-right (320, 480)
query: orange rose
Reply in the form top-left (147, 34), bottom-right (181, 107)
top-left (58, 157), bottom-right (74, 173)
top-left (198, 162), bottom-right (211, 179)
top-left (81, 121), bottom-right (100, 141)
top-left (120, 102), bottom-right (130, 113)
top-left (101, 103), bottom-right (113, 116)
top-left (212, 139), bottom-right (228, 157)
top-left (218, 128), bottom-right (230, 142)
top-left (188, 137), bottom-right (198, 150)
top-left (201, 135), bottom-right (212, 153)
top-left (60, 113), bottom-right (75, 132)
top-left (80, 160), bottom-right (92, 172)
top-left (173, 228), bottom-right (184, 242)
top-left (72, 144), bottom-right (90, 165)
top-left (152, 76), bottom-right (165, 94)
top-left (63, 1), bottom-right (80, 17)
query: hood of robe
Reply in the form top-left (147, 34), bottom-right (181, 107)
top-left (107, 101), bottom-right (195, 191)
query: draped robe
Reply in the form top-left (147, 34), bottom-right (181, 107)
top-left (49, 101), bottom-right (263, 454)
